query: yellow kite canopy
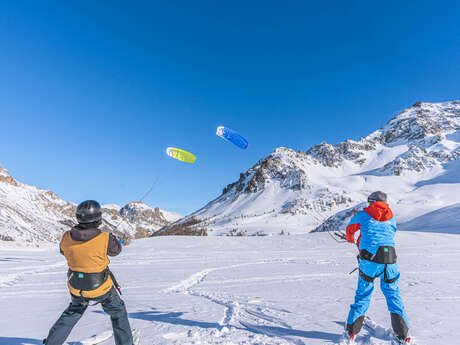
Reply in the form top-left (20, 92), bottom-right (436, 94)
top-left (166, 147), bottom-right (196, 163)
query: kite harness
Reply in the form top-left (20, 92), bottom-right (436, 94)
top-left (68, 267), bottom-right (122, 296)
top-left (67, 269), bottom-right (109, 292)
top-left (359, 246), bottom-right (397, 264)
top-left (348, 246), bottom-right (397, 278)
top-left (357, 246), bottom-right (398, 283)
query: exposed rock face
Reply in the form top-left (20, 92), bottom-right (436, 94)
top-left (0, 165), bottom-right (20, 187)
top-left (222, 151), bottom-right (309, 195)
top-left (157, 101), bottom-right (460, 236)
top-left (0, 167), bottom-right (182, 246)
top-left (153, 216), bottom-right (207, 237)
top-left (375, 101), bottom-right (460, 144)
top-left (306, 140), bottom-right (376, 168)
top-left (115, 202), bottom-right (179, 238)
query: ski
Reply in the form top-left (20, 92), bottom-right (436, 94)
top-left (78, 330), bottom-right (113, 345)
top-left (74, 328), bottom-right (140, 345)
top-left (363, 317), bottom-right (415, 345)
top-left (363, 316), bottom-right (391, 338)
top-left (391, 335), bottom-right (415, 345)
top-left (133, 328), bottom-right (141, 345)
top-left (341, 331), bottom-right (357, 345)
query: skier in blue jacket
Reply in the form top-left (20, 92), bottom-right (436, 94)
top-left (345, 191), bottom-right (411, 344)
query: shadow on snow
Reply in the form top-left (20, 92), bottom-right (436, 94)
top-left (0, 257), bottom-right (45, 262)
top-left (94, 308), bottom-right (342, 343)
top-left (95, 308), bottom-right (223, 330)
top-left (0, 338), bottom-right (43, 345)
top-left (240, 321), bottom-right (342, 343)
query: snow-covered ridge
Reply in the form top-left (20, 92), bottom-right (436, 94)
top-left (0, 166), bottom-right (181, 246)
top-left (159, 101), bottom-right (460, 236)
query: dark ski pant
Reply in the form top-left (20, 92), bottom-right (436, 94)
top-left (45, 288), bottom-right (133, 345)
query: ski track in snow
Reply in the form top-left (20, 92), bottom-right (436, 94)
top-left (162, 263), bottom-right (244, 327)
top-left (1, 233), bottom-right (457, 345)
top-left (163, 258), bottom-right (307, 294)
top-left (163, 258), bottom-right (309, 344)
top-left (163, 267), bottom-right (216, 294)
top-left (0, 261), bottom-right (64, 289)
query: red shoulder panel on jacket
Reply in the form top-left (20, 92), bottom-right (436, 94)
top-left (364, 201), bottom-right (393, 222)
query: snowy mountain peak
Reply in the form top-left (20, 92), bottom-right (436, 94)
top-left (159, 101), bottom-right (460, 236)
top-left (221, 147), bottom-right (307, 196)
top-left (118, 201), bottom-right (176, 227)
top-left (0, 166), bottom-right (182, 245)
top-left (306, 139), bottom-right (375, 168)
top-left (0, 165), bottom-right (20, 186)
top-left (371, 101), bottom-right (460, 145)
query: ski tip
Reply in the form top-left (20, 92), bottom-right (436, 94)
top-left (132, 328), bottom-right (141, 345)
top-left (79, 330), bottom-right (113, 345)
top-left (337, 331), bottom-right (357, 345)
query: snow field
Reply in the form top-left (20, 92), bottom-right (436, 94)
top-left (1, 232), bottom-right (459, 344)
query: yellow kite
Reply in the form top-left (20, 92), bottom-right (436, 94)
top-left (166, 147), bottom-right (196, 163)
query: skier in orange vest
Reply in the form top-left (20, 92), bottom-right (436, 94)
top-left (44, 200), bottom-right (133, 345)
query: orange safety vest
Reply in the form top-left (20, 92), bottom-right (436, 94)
top-left (60, 231), bottom-right (113, 298)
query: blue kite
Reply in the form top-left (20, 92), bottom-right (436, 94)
top-left (216, 126), bottom-right (248, 150)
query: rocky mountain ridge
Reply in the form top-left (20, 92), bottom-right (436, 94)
top-left (159, 101), bottom-right (460, 236)
top-left (0, 165), bottom-right (181, 245)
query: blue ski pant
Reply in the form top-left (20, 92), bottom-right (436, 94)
top-left (45, 288), bottom-right (133, 345)
top-left (347, 259), bottom-right (409, 327)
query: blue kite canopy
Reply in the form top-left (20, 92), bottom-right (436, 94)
top-left (216, 126), bottom-right (248, 149)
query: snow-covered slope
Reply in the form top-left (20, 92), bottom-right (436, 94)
top-left (0, 166), bottom-right (181, 245)
top-left (1, 231), bottom-right (459, 344)
top-left (160, 101), bottom-right (460, 236)
top-left (399, 203), bottom-right (460, 234)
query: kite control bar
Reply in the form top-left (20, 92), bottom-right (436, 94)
top-left (334, 231), bottom-right (347, 240)
top-left (327, 229), bottom-right (348, 243)
top-left (325, 229), bottom-right (360, 274)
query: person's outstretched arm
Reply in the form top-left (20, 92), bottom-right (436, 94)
top-left (346, 212), bottom-right (363, 248)
top-left (108, 233), bottom-right (123, 256)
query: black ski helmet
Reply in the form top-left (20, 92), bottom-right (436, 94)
top-left (367, 191), bottom-right (387, 204)
top-left (76, 200), bottom-right (102, 224)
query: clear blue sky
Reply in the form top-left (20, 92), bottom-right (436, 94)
top-left (0, 1), bottom-right (459, 214)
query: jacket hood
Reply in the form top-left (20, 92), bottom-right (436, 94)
top-left (364, 201), bottom-right (394, 222)
top-left (70, 226), bottom-right (102, 242)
